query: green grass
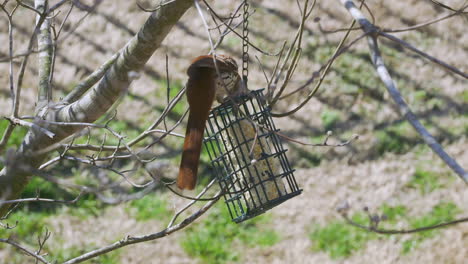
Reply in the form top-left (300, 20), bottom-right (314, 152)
top-left (17, 176), bottom-right (103, 219)
top-left (181, 205), bottom-right (280, 263)
top-left (127, 193), bottom-right (171, 222)
top-left (406, 168), bottom-right (442, 194)
top-left (154, 79), bottom-right (186, 117)
top-left (460, 90), bottom-right (468, 104)
top-left (380, 204), bottom-right (407, 223)
top-left (291, 144), bottom-right (322, 167)
top-left (73, 120), bottom-right (144, 146)
top-left (402, 202), bottom-right (460, 254)
top-left (0, 119), bottom-right (28, 170)
top-left (309, 202), bottom-right (460, 258)
top-left (375, 122), bottom-right (416, 155)
top-left (321, 108), bottom-right (341, 130)
top-left (310, 213), bottom-right (377, 258)
top-left (0, 119), bottom-right (28, 148)
top-left (70, 194), bottom-right (104, 219)
top-left (0, 209), bottom-right (49, 239)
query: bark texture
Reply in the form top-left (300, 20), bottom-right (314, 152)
top-left (0, 0), bottom-right (193, 217)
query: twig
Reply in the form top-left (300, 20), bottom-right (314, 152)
top-left (35, 228), bottom-right (51, 264)
top-left (379, 32), bottom-right (467, 79)
top-left (383, 5), bottom-right (468, 33)
top-left (5, 117), bottom-right (55, 138)
top-left (0, 3), bottom-right (18, 152)
top-left (16, 0), bottom-right (42, 15)
top-left (268, 0), bottom-right (314, 107)
top-left (277, 131), bottom-right (359, 147)
top-left (271, 13), bottom-right (361, 117)
top-left (210, 1), bottom-right (244, 51)
top-left (0, 191), bottom-right (83, 206)
top-left (202, 0), bottom-right (281, 56)
top-left (62, 191), bottom-right (221, 264)
top-left (339, 206), bottom-right (468, 235)
top-left (0, 238), bottom-right (51, 264)
top-left (49, 0), bottom-right (74, 84)
top-left (167, 179), bottom-right (217, 227)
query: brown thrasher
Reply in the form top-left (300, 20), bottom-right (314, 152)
top-left (177, 55), bottom-right (245, 190)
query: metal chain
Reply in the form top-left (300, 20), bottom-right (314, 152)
top-left (242, 0), bottom-right (250, 88)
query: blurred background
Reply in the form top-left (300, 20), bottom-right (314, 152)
top-left (0, 0), bottom-right (467, 263)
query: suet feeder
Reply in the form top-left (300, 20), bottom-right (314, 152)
top-left (204, 89), bottom-right (302, 223)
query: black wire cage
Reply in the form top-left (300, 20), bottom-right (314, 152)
top-left (204, 89), bottom-right (302, 223)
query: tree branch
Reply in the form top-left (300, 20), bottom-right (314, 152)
top-left (0, 238), bottom-right (51, 264)
top-left (62, 191), bottom-right (221, 264)
top-left (338, 0), bottom-right (468, 183)
top-left (0, 0), bottom-right (194, 218)
top-left (35, 0), bottom-right (53, 109)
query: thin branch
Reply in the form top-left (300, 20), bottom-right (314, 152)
top-left (0, 203), bottom-right (19, 221)
top-left (35, 228), bottom-right (51, 264)
top-left (271, 16), bottom-right (361, 117)
top-left (379, 32), bottom-right (467, 79)
top-left (268, 0), bottom-right (314, 107)
top-left (427, 0), bottom-right (458, 12)
top-left (48, 0), bottom-right (74, 84)
top-left (62, 191), bottom-right (221, 264)
top-left (0, 238), bottom-right (51, 264)
top-left (276, 32), bottom-right (367, 100)
top-left (383, 5), bottom-right (468, 33)
top-left (0, 125), bottom-right (15, 152)
top-left (0, 3), bottom-right (18, 152)
top-left (194, 0), bottom-right (216, 54)
top-left (210, 1), bottom-right (244, 51)
top-left (5, 117), bottom-right (55, 138)
top-left (202, 0), bottom-right (281, 56)
top-left (339, 0), bottom-right (468, 182)
top-left (277, 131), bottom-right (359, 147)
top-left (167, 179), bottom-right (217, 227)
top-left (16, 0), bottom-right (42, 15)
top-left (339, 207), bottom-right (468, 235)
top-left (0, 191), bottom-right (83, 206)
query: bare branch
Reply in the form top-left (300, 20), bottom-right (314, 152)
top-left (343, 212), bottom-right (468, 234)
top-left (201, 0), bottom-right (281, 56)
top-left (0, 191), bottom-right (83, 206)
top-left (271, 19), bottom-right (362, 117)
top-left (383, 5), bottom-right (468, 33)
top-left (62, 191), bottom-right (221, 264)
top-left (277, 131), bottom-right (359, 147)
top-left (268, 0), bottom-right (315, 107)
top-left (339, 0), bottom-right (468, 183)
top-left (5, 117), bottom-right (55, 138)
top-left (338, 204), bottom-right (468, 235)
top-left (0, 3), bottom-right (19, 152)
top-left (379, 32), bottom-right (467, 79)
top-left (167, 179), bottom-right (217, 227)
top-left (0, 238), bottom-right (51, 264)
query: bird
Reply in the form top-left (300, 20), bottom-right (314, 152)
top-left (177, 55), bottom-right (245, 190)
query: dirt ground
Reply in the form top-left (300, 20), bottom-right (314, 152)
top-left (0, 0), bottom-right (467, 263)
